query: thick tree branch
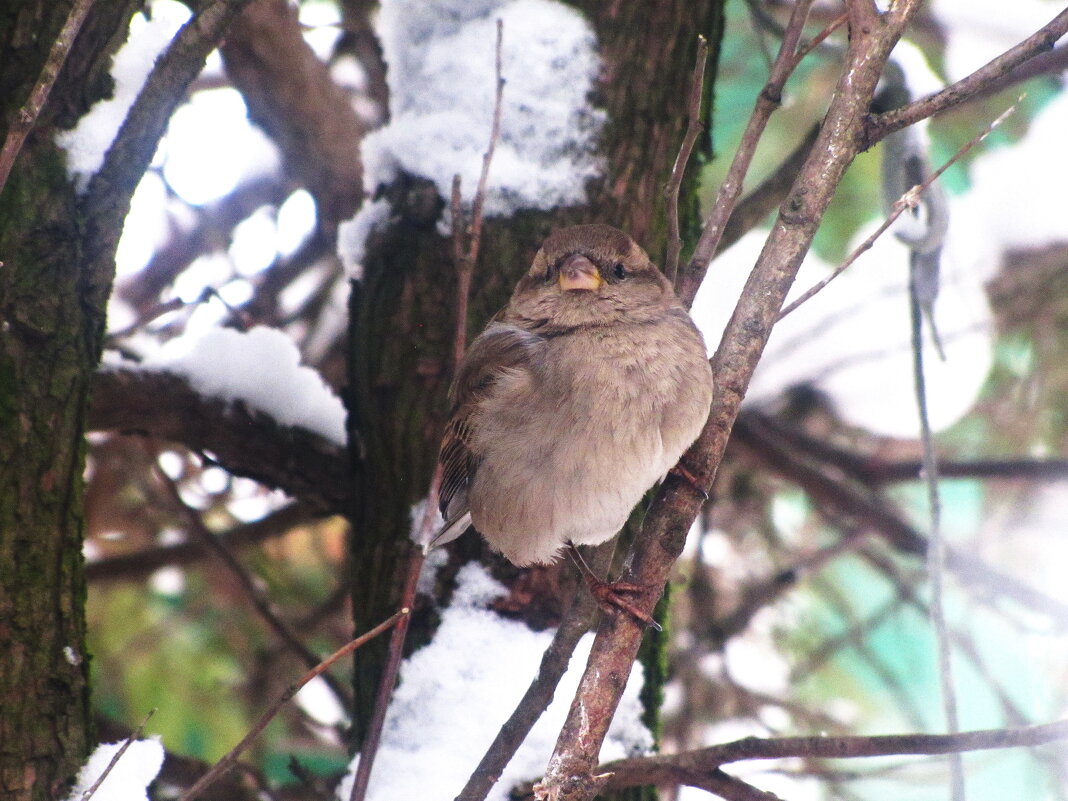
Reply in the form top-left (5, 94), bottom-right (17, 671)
top-left (90, 368), bottom-right (349, 512)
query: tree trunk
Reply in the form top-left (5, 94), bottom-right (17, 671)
top-left (0, 2), bottom-right (195, 796)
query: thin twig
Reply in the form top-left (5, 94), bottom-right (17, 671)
top-left (451, 174), bottom-right (467, 368)
top-left (451, 19), bottom-right (505, 371)
top-left (909, 248), bottom-right (965, 801)
top-left (350, 24), bottom-right (507, 801)
top-left (778, 99), bottom-right (1020, 320)
top-left (664, 35), bottom-right (708, 285)
top-left (348, 546), bottom-right (425, 801)
top-left (82, 709), bottom-right (156, 801)
top-left (179, 610), bottom-right (407, 801)
top-left (677, 0), bottom-right (816, 306)
top-left (0, 0), bottom-right (97, 193)
top-left (468, 19), bottom-right (505, 274)
top-left (793, 10), bottom-right (847, 63)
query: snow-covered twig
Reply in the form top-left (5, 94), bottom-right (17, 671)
top-left (80, 709), bottom-right (156, 801)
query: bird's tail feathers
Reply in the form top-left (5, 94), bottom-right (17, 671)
top-left (424, 510), bottom-right (472, 554)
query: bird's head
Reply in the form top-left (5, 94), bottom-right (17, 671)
top-left (508, 224), bottom-right (678, 330)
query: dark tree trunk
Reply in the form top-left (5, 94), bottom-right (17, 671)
top-left (0, 1), bottom-right (246, 795)
top-left (0, 3), bottom-right (142, 797)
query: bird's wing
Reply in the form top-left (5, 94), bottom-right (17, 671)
top-left (437, 323), bottom-right (542, 522)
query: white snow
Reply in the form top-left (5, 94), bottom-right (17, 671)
top-left (887, 38), bottom-right (946, 101)
top-left (336, 563), bottom-right (652, 801)
top-left (336, 198), bottom-right (392, 278)
top-left (339, 0), bottom-right (605, 275)
top-left (65, 739), bottom-right (165, 801)
top-left (957, 87), bottom-right (1068, 256)
top-left (137, 326), bottom-right (347, 445)
top-left (336, 0), bottom-right (605, 266)
top-left (276, 189), bottom-right (318, 257)
top-left (57, 1), bottom-right (190, 188)
top-left (296, 676), bottom-right (349, 728)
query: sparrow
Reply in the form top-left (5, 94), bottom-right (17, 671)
top-left (429, 224), bottom-right (714, 606)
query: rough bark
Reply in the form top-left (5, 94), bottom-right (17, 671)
top-left (0, 1), bottom-right (252, 796)
top-left (0, 3), bottom-right (141, 797)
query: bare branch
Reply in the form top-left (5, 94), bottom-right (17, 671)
top-left (677, 0), bottom-right (816, 306)
top-left (864, 7), bottom-right (1068, 144)
top-left (536, 8), bottom-right (926, 798)
top-left (599, 720), bottom-right (1068, 792)
top-left (220, 0), bottom-right (366, 229)
top-left (179, 610), bottom-right (408, 801)
top-left (83, 0), bottom-right (257, 298)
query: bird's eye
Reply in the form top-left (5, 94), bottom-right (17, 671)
top-left (612, 262), bottom-right (627, 280)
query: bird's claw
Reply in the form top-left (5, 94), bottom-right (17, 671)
top-left (669, 463), bottom-right (708, 500)
top-left (587, 578), bottom-right (663, 632)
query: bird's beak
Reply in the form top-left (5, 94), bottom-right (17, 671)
top-left (558, 254), bottom-right (603, 291)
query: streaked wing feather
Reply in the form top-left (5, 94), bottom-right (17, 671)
top-left (436, 323), bottom-right (541, 520)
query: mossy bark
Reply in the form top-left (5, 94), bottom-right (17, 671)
top-left (0, 2), bottom-right (162, 797)
top-left (344, 1), bottom-right (725, 767)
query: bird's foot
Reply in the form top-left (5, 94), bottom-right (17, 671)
top-left (669, 463), bottom-right (708, 500)
top-left (566, 543), bottom-right (662, 631)
top-left (585, 577), bottom-right (662, 632)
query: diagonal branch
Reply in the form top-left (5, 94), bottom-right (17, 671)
top-left (0, 0), bottom-right (96, 193)
top-left (863, 7), bottom-right (1068, 144)
top-left (536, 5), bottom-right (925, 799)
top-left (82, 0), bottom-right (257, 304)
top-left (220, 0), bottom-right (366, 230)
